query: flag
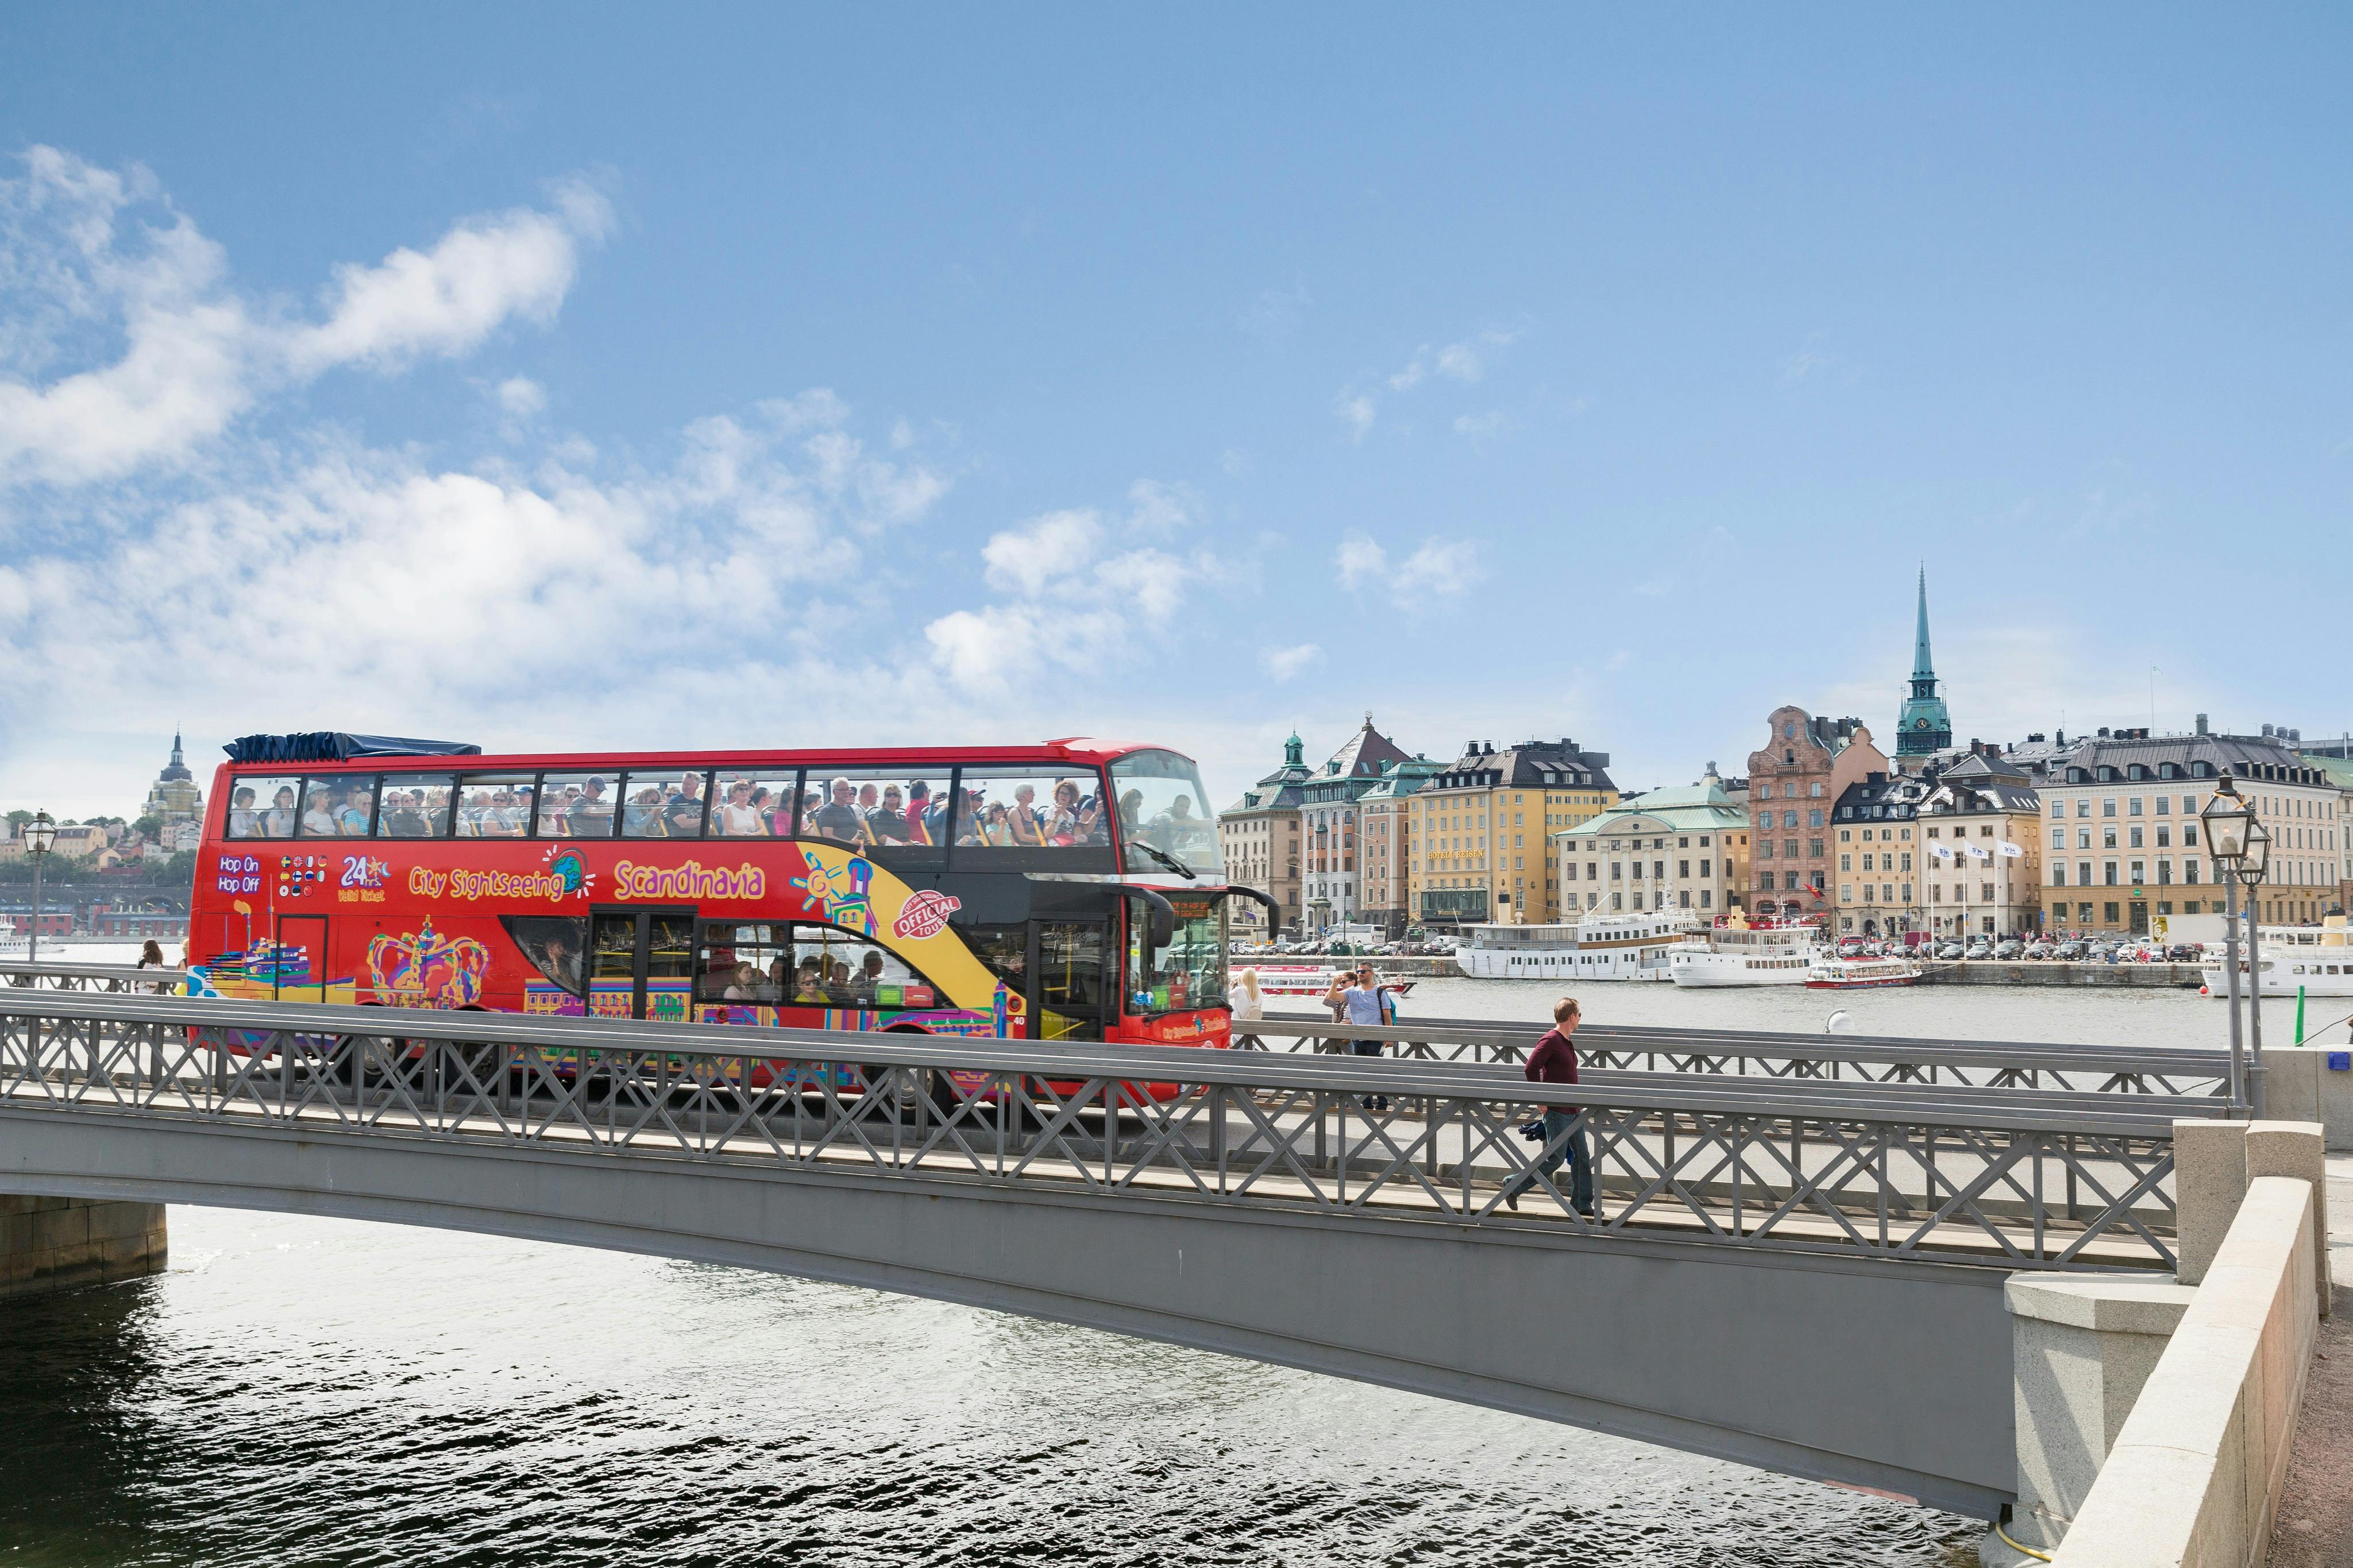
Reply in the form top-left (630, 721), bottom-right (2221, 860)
top-left (1996, 841), bottom-right (2023, 859)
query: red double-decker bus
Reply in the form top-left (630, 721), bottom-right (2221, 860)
top-left (188, 734), bottom-right (1265, 1053)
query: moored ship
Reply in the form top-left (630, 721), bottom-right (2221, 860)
top-left (1669, 915), bottom-right (1822, 988)
top-left (1455, 910), bottom-right (1704, 981)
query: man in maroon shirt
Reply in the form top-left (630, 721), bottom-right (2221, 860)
top-left (1503, 996), bottom-right (1594, 1215)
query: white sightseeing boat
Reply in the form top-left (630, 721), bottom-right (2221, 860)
top-left (1669, 916), bottom-right (1823, 989)
top-left (1804, 955), bottom-right (1923, 990)
top-left (1454, 910), bottom-right (1706, 981)
top-left (2197, 918), bottom-right (2353, 999)
top-left (1235, 963), bottom-right (1418, 999)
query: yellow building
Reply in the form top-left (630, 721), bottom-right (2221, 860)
top-left (1406, 738), bottom-right (1618, 929)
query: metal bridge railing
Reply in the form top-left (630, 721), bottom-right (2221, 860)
top-left (0, 992), bottom-right (2213, 1272)
top-left (0, 959), bottom-right (187, 995)
top-left (1244, 1011), bottom-right (2232, 1098)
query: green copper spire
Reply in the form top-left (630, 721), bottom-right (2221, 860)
top-left (1896, 566), bottom-right (1952, 757)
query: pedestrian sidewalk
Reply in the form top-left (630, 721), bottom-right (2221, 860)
top-left (2265, 1152), bottom-right (2353, 1567)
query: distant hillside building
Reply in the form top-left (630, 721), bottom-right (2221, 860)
top-left (1409, 737), bottom-right (1618, 928)
top-left (1746, 709), bottom-right (1890, 925)
top-left (141, 731), bottom-right (205, 831)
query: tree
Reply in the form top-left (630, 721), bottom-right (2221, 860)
top-left (130, 815), bottom-right (163, 840)
top-left (5, 810), bottom-right (29, 832)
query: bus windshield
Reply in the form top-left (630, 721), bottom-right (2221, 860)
top-left (1129, 892), bottom-right (1229, 1015)
top-left (1110, 750), bottom-right (1224, 880)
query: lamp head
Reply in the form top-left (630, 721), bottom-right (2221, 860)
top-left (2199, 775), bottom-right (2254, 866)
top-left (23, 810), bottom-right (56, 856)
top-left (2239, 812), bottom-right (2271, 885)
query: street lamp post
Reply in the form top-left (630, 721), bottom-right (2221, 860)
top-left (24, 810), bottom-right (56, 965)
top-left (2201, 777), bottom-right (2271, 1115)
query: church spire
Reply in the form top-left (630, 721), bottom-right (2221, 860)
top-left (1911, 566), bottom-right (1934, 681)
top-left (1895, 565), bottom-right (1953, 759)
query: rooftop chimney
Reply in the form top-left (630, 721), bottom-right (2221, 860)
top-left (2262, 723), bottom-right (2274, 737)
top-left (2098, 727), bottom-right (2111, 738)
top-left (2196, 713), bottom-right (2209, 736)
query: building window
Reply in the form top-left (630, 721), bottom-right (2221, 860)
top-left (2104, 862), bottom-right (2119, 886)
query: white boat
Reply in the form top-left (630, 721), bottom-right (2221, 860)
top-left (1804, 956), bottom-right (1922, 990)
top-left (1237, 963), bottom-right (1417, 998)
top-left (1455, 911), bottom-right (1706, 982)
top-left (2197, 918), bottom-right (2353, 999)
top-left (1669, 917), bottom-right (1822, 988)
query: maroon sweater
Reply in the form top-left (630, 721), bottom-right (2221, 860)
top-left (1524, 1027), bottom-right (1580, 1098)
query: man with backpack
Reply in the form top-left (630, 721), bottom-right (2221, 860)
top-left (1503, 996), bottom-right (1594, 1215)
top-left (1324, 964), bottom-right (1393, 1113)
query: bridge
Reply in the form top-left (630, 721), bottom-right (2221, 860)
top-left (0, 980), bottom-right (2229, 1518)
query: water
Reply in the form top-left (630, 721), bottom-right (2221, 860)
top-left (1, 974), bottom-right (2301, 1566)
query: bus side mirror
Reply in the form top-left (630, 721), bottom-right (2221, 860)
top-left (1150, 905), bottom-right (1174, 949)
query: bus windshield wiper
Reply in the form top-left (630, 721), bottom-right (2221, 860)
top-left (1131, 840), bottom-right (1197, 880)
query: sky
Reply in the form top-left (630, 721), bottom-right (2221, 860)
top-left (2, 6), bottom-right (2350, 820)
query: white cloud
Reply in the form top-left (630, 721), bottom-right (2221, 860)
top-left (285, 181), bottom-right (610, 374)
top-left (1452, 410), bottom-right (1514, 438)
top-left (1262, 643), bottom-right (1322, 681)
top-left (1123, 478), bottom-right (1198, 537)
top-left (0, 149), bottom-right (614, 489)
top-left (1336, 534), bottom-right (1388, 586)
top-left (981, 508), bottom-right (1101, 596)
top-left (1340, 328), bottom-right (1518, 439)
top-left (1399, 537), bottom-right (1483, 598)
top-left (495, 376), bottom-right (546, 418)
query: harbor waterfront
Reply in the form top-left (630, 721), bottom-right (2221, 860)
top-left (0, 968), bottom-right (2325, 1567)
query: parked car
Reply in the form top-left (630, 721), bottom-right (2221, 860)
top-left (2024, 942), bottom-right (2055, 960)
top-left (1935, 942), bottom-right (1965, 960)
top-left (2053, 940), bottom-right (2085, 961)
top-left (1964, 940), bottom-right (1993, 960)
top-left (2166, 944), bottom-right (2202, 963)
top-left (1993, 939), bottom-right (2023, 959)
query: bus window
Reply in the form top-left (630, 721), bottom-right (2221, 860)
top-left (622, 770), bottom-right (709, 839)
top-left (697, 920), bottom-right (788, 1001)
top-left (457, 774), bottom-right (534, 837)
top-left (1109, 751), bottom-right (1223, 878)
top-left (1126, 893), bottom-right (1228, 1015)
top-left (502, 916), bottom-right (585, 995)
top-left (792, 768), bottom-right (935, 849)
top-left (710, 773), bottom-right (794, 838)
top-left (956, 767), bottom-right (1109, 851)
top-left (790, 925), bottom-right (935, 1009)
top-left (229, 777), bottom-right (300, 838)
top-left (376, 776), bottom-right (454, 839)
top-left (538, 773), bottom-right (615, 839)
top-left (299, 777), bottom-right (376, 838)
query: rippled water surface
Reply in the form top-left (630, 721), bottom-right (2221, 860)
top-left (5, 973), bottom-right (2273, 1566)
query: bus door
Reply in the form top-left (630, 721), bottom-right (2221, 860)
top-left (588, 906), bottom-right (697, 1021)
top-left (1027, 919), bottom-right (1109, 1042)
top-left (275, 914), bottom-right (329, 1002)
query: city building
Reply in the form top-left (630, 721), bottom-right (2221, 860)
top-left (2294, 739), bottom-right (2353, 917)
top-left (1356, 755), bottom-right (1447, 938)
top-left (1296, 715), bottom-right (1413, 936)
top-left (1831, 769), bottom-right (1929, 938)
top-left (1745, 709), bottom-right (1890, 928)
top-left (1914, 751), bottom-right (2043, 939)
top-left (140, 731), bottom-right (205, 831)
top-left (1217, 732), bottom-right (1312, 939)
top-left (1408, 738), bottom-right (1617, 929)
top-left (1895, 569), bottom-right (1953, 760)
top-left (2038, 722), bottom-right (2340, 934)
top-left (1553, 766), bottom-right (1748, 918)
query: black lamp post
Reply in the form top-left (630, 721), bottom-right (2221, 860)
top-left (2201, 776), bottom-right (2271, 1113)
top-left (24, 810), bottom-right (57, 965)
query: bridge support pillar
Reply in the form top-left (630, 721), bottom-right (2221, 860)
top-left (1984, 1273), bottom-right (2196, 1566)
top-left (0, 1195), bottom-right (168, 1300)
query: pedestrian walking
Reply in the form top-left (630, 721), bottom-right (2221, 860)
top-left (1502, 996), bottom-right (1594, 1215)
top-left (1325, 964), bottom-right (1391, 1112)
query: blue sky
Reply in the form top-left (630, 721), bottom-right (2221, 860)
top-left (3, 6), bottom-right (2348, 818)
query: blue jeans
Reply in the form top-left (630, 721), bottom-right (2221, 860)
top-left (1508, 1110), bottom-right (1594, 1211)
